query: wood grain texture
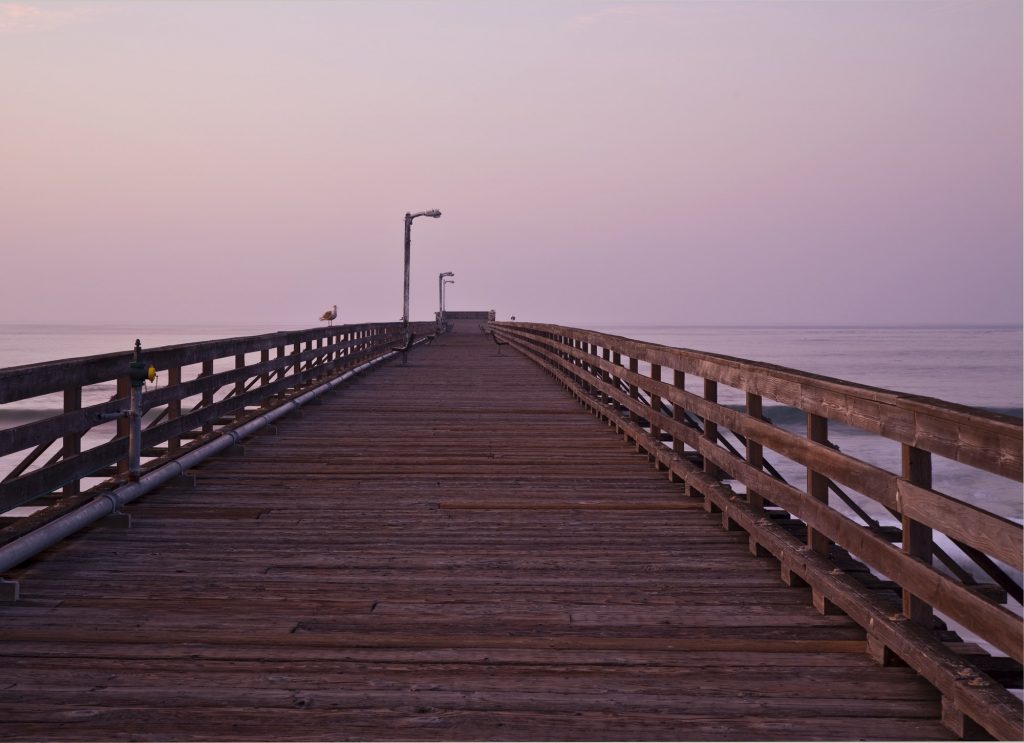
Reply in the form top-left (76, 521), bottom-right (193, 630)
top-left (0, 325), bottom-right (954, 741)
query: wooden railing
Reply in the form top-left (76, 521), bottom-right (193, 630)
top-left (0, 322), bottom-right (433, 523)
top-left (492, 321), bottom-right (1023, 740)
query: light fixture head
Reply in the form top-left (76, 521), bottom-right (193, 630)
top-left (407, 209), bottom-right (442, 222)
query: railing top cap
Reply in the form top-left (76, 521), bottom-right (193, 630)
top-left (493, 321), bottom-right (1023, 434)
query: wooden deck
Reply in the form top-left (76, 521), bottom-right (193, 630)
top-left (0, 326), bottom-right (955, 741)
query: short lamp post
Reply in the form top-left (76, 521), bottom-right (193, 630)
top-left (438, 271), bottom-right (454, 331)
top-left (442, 278), bottom-right (455, 327)
top-left (403, 209), bottom-right (442, 337)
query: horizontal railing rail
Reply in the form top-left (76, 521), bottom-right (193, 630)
top-left (492, 321), bottom-right (1023, 741)
top-left (0, 322), bottom-right (434, 519)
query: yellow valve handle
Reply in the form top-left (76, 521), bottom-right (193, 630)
top-left (147, 365), bottom-right (157, 382)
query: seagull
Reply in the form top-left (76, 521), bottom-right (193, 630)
top-left (320, 304), bottom-right (337, 326)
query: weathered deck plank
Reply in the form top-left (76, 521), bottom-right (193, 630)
top-left (0, 328), bottom-right (953, 740)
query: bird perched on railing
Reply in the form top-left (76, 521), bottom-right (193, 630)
top-left (320, 304), bottom-right (337, 326)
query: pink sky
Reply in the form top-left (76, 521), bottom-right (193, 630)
top-left (1, 0), bottom-right (1020, 326)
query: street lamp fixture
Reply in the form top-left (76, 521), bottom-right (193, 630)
top-left (403, 209), bottom-right (442, 331)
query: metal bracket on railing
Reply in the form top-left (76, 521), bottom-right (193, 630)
top-left (97, 491), bottom-right (132, 528)
top-left (392, 332), bottom-right (416, 366)
top-left (99, 337), bottom-right (155, 483)
top-left (96, 410), bottom-right (130, 422)
top-left (92, 342), bottom-right (156, 485)
top-left (125, 340), bottom-right (155, 482)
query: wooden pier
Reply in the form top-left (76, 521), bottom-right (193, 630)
top-left (0, 319), bottom-right (1020, 740)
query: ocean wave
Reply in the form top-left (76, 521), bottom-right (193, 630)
top-left (986, 406), bottom-right (1024, 419)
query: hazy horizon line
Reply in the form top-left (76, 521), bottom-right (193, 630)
top-left (0, 320), bottom-right (1021, 330)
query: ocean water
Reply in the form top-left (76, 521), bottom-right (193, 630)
top-left (0, 323), bottom-right (301, 371)
top-left (0, 323), bottom-right (1021, 522)
top-left (595, 325), bottom-right (1022, 412)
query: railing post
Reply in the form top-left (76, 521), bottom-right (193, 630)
top-left (201, 360), bottom-right (214, 434)
top-left (168, 366), bottom-right (181, 453)
top-left (234, 353), bottom-right (245, 401)
top-left (650, 364), bottom-right (662, 465)
top-left (902, 444), bottom-right (934, 626)
top-left (745, 392), bottom-right (764, 510)
top-left (576, 340), bottom-right (585, 389)
top-left (627, 358), bottom-right (640, 445)
top-left (806, 413), bottom-right (842, 615)
top-left (586, 342), bottom-right (597, 393)
top-left (62, 386), bottom-right (82, 494)
top-left (703, 379), bottom-right (719, 478)
top-left (573, 339), bottom-right (582, 390)
top-left (601, 348), bottom-right (611, 407)
top-left (612, 352), bottom-right (623, 415)
top-left (672, 370), bottom-right (685, 454)
top-left (128, 373), bottom-right (143, 481)
top-left (116, 374), bottom-right (131, 475)
top-left (744, 394), bottom-right (771, 555)
top-left (259, 350), bottom-right (270, 406)
top-left (806, 413), bottom-right (830, 556)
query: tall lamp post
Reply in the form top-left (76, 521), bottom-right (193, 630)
top-left (438, 271), bottom-right (454, 331)
top-left (403, 209), bottom-right (442, 336)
